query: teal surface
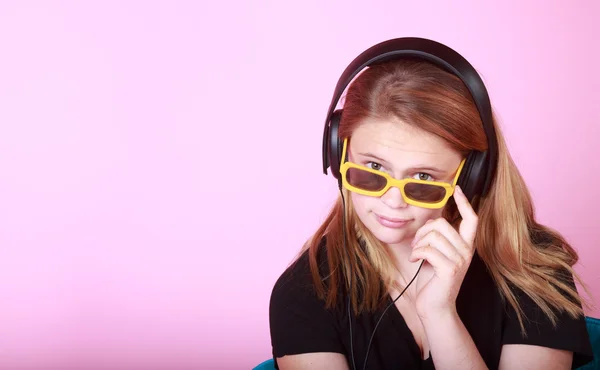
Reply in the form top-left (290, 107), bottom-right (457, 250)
top-left (577, 316), bottom-right (599, 369)
top-left (252, 358), bottom-right (275, 370)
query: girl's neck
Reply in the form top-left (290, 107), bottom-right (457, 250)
top-left (387, 240), bottom-right (423, 287)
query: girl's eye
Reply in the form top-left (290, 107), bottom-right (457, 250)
top-left (413, 173), bottom-right (434, 181)
top-left (366, 162), bottom-right (383, 171)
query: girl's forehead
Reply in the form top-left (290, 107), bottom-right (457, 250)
top-left (350, 119), bottom-right (456, 160)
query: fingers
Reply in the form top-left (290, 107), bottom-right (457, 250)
top-left (409, 185), bottom-right (478, 274)
top-left (453, 185), bottom-right (478, 247)
top-left (412, 218), bottom-right (471, 259)
top-left (410, 229), bottom-right (464, 265)
top-left (409, 243), bottom-right (454, 271)
top-left (409, 230), bottom-right (472, 281)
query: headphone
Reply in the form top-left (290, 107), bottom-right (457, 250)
top-left (321, 37), bottom-right (499, 202)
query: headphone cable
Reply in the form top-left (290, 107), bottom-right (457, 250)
top-left (362, 259), bottom-right (423, 370)
top-left (339, 186), bottom-right (424, 370)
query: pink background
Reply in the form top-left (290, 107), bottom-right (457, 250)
top-left (0, 1), bottom-right (598, 369)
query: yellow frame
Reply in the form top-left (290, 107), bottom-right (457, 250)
top-left (339, 138), bottom-right (466, 209)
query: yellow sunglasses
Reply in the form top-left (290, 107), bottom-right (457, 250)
top-left (339, 138), bottom-right (465, 209)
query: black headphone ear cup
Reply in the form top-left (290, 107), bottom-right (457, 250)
top-left (457, 151), bottom-right (488, 203)
top-left (328, 110), bottom-right (343, 183)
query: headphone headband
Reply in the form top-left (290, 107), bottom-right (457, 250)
top-left (321, 37), bottom-right (498, 198)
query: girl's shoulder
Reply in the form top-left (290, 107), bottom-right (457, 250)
top-left (270, 237), bottom-right (330, 298)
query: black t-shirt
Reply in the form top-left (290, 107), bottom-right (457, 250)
top-left (269, 243), bottom-right (594, 369)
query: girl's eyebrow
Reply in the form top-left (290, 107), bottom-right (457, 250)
top-left (357, 152), bottom-right (447, 174)
top-left (406, 166), bottom-right (447, 175)
top-left (357, 152), bottom-right (391, 166)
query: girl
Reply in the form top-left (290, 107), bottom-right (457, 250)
top-left (269, 38), bottom-right (593, 370)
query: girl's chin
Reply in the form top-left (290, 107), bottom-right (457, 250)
top-left (370, 228), bottom-right (412, 247)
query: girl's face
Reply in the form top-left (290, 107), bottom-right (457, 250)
top-left (348, 118), bottom-right (463, 250)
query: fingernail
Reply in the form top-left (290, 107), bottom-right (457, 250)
top-left (455, 186), bottom-right (463, 195)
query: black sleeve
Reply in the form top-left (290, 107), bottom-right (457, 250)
top-left (269, 253), bottom-right (345, 364)
top-left (501, 273), bottom-right (594, 369)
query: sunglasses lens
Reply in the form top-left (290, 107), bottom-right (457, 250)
top-left (404, 182), bottom-right (447, 203)
top-left (346, 167), bottom-right (387, 192)
top-left (345, 167), bottom-right (448, 204)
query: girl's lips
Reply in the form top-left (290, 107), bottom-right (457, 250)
top-left (375, 214), bottom-right (412, 228)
